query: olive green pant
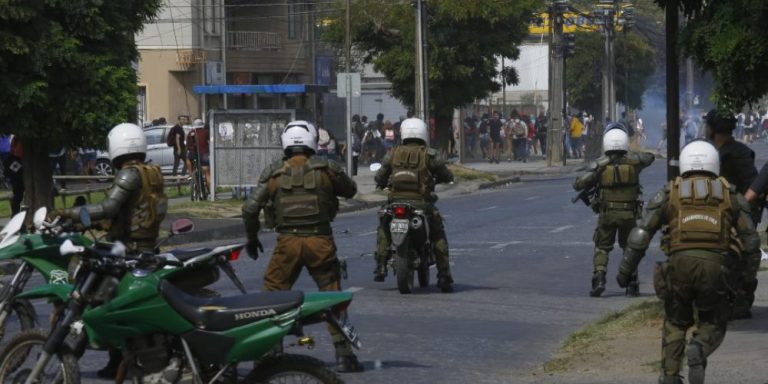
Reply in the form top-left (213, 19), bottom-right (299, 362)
top-left (376, 205), bottom-right (451, 279)
top-left (731, 250), bottom-right (760, 316)
top-left (661, 250), bottom-right (730, 377)
top-left (263, 234), bottom-right (353, 356)
top-left (592, 209), bottom-right (636, 272)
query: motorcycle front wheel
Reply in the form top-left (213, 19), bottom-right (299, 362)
top-left (245, 354), bottom-right (342, 384)
top-left (0, 298), bottom-right (37, 342)
top-left (0, 329), bottom-right (80, 384)
top-left (395, 242), bottom-right (414, 294)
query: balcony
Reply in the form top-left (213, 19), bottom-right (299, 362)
top-left (227, 31), bottom-right (282, 51)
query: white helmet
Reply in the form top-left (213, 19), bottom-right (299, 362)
top-left (679, 140), bottom-right (719, 176)
top-left (281, 120), bottom-right (317, 153)
top-left (192, 118), bottom-right (204, 127)
top-left (602, 128), bottom-right (629, 153)
top-left (108, 123), bottom-right (146, 165)
top-left (400, 118), bottom-right (428, 144)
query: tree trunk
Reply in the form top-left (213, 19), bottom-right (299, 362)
top-left (23, 140), bottom-right (53, 215)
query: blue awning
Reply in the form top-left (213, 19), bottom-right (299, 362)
top-left (192, 84), bottom-right (327, 95)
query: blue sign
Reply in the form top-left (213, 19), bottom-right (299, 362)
top-left (315, 56), bottom-right (332, 85)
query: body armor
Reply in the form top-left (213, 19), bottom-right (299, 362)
top-left (667, 176), bottom-right (737, 254)
top-left (599, 158), bottom-right (640, 203)
top-left (389, 145), bottom-right (432, 200)
top-left (110, 163), bottom-right (168, 243)
top-left (273, 158), bottom-right (338, 235)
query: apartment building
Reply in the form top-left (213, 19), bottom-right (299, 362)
top-left (136, 0), bottom-right (333, 125)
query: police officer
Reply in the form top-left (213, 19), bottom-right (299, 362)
top-left (57, 122), bottom-right (168, 378)
top-left (704, 109), bottom-right (759, 319)
top-left (241, 120), bottom-right (363, 373)
top-left (372, 118), bottom-right (455, 292)
top-left (573, 124), bottom-right (654, 297)
top-left (616, 140), bottom-right (759, 384)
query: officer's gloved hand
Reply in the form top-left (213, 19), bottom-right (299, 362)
top-left (245, 240), bottom-right (264, 260)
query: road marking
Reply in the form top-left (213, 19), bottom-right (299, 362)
top-left (479, 206), bottom-right (499, 211)
top-left (549, 225), bottom-right (574, 233)
top-left (490, 241), bottom-right (523, 249)
top-left (345, 287), bottom-right (365, 293)
top-left (525, 196), bottom-right (540, 201)
top-left (357, 231), bottom-right (377, 237)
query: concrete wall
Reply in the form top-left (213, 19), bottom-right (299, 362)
top-left (137, 50), bottom-right (202, 122)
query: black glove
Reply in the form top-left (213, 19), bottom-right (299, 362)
top-left (245, 240), bottom-right (264, 260)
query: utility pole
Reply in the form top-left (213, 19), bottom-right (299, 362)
top-left (547, 1), bottom-right (566, 166)
top-left (686, 57), bottom-right (694, 112)
top-left (414, 0), bottom-right (427, 122)
top-left (666, 3), bottom-right (680, 180)
top-left (345, 0), bottom-right (353, 176)
top-left (501, 57), bottom-right (506, 118)
top-left (597, 0), bottom-right (616, 123)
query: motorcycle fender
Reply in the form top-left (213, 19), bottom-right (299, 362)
top-left (299, 291), bottom-right (353, 319)
top-left (15, 283), bottom-right (72, 303)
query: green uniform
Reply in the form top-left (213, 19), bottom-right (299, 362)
top-left (241, 153), bottom-right (360, 367)
top-left (374, 143), bottom-right (454, 284)
top-left (573, 151), bottom-right (654, 294)
top-left (617, 176), bottom-right (760, 383)
top-left (63, 162), bottom-right (167, 252)
top-left (717, 137), bottom-right (759, 318)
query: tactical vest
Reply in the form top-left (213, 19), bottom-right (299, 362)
top-left (668, 176), bottom-right (737, 254)
top-left (599, 157), bottom-right (640, 203)
top-left (389, 145), bottom-right (431, 200)
top-left (110, 163), bottom-right (168, 243)
top-left (273, 159), bottom-right (337, 235)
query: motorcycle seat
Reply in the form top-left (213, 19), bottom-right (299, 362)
top-left (159, 280), bottom-right (304, 332)
top-left (167, 248), bottom-right (212, 261)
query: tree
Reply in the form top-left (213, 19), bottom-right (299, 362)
top-left (655, 0), bottom-right (768, 109)
top-left (324, 0), bottom-right (542, 151)
top-left (0, 1), bottom-right (162, 211)
top-left (565, 31), bottom-right (654, 115)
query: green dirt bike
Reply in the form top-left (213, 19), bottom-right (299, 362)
top-left (0, 211), bottom-right (361, 384)
top-left (0, 208), bottom-right (93, 342)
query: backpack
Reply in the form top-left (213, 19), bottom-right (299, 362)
top-left (166, 127), bottom-right (176, 147)
top-left (511, 121), bottom-right (526, 138)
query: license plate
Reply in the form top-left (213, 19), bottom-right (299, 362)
top-left (390, 220), bottom-right (409, 233)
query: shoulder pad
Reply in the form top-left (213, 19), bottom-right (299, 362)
top-left (586, 160), bottom-right (601, 172)
top-left (259, 160), bottom-right (285, 183)
top-left (426, 147), bottom-right (438, 157)
top-left (719, 177), bottom-right (735, 192)
top-left (114, 168), bottom-right (141, 191)
top-left (326, 159), bottom-right (345, 174)
top-left (307, 156), bottom-right (330, 170)
top-left (595, 156), bottom-right (610, 168)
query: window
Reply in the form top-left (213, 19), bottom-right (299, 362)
top-left (136, 86), bottom-right (147, 127)
top-left (145, 128), bottom-right (166, 146)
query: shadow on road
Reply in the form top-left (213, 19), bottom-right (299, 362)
top-left (729, 305), bottom-right (768, 333)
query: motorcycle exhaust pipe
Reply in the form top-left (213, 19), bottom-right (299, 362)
top-left (410, 216), bottom-right (423, 230)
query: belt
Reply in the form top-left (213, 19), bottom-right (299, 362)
top-left (278, 224), bottom-right (332, 236)
top-left (602, 201), bottom-right (637, 210)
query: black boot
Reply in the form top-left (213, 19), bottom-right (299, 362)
top-left (437, 274), bottom-right (454, 293)
top-left (687, 342), bottom-right (706, 384)
top-left (336, 353), bottom-right (364, 373)
top-left (97, 348), bottom-right (123, 379)
top-left (373, 262), bottom-right (387, 282)
top-left (590, 271), bottom-right (606, 297)
top-left (625, 271), bottom-right (639, 297)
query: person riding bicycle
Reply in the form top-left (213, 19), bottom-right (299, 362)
top-left (373, 117), bottom-right (455, 292)
top-left (55, 122), bottom-right (167, 378)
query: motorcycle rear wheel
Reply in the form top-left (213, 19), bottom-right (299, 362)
top-left (395, 242), bottom-right (413, 294)
top-left (245, 354), bottom-right (342, 384)
top-left (0, 328), bottom-right (80, 384)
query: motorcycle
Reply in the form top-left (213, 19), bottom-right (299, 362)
top-left (0, 209), bottom-right (361, 384)
top-left (382, 202), bottom-right (434, 294)
top-left (0, 207), bottom-right (93, 342)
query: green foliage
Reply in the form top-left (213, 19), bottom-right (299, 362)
top-left (679, 0), bottom-right (768, 109)
top-left (565, 31), bottom-right (655, 112)
top-left (0, 0), bottom-right (162, 147)
top-left (323, 0), bottom-right (543, 118)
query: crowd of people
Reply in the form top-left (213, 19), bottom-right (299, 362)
top-left (462, 110), bottom-right (548, 163)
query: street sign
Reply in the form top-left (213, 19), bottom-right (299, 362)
top-left (336, 72), bottom-right (361, 98)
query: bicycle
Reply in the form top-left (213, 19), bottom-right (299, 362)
top-left (188, 154), bottom-right (209, 201)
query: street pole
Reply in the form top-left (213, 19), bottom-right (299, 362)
top-left (421, 2), bottom-right (429, 126)
top-left (414, 0), bottom-right (424, 121)
top-left (666, 3), bottom-right (680, 180)
top-left (686, 57), bottom-right (694, 112)
top-left (548, 3), bottom-right (564, 166)
top-left (501, 57), bottom-right (506, 118)
top-left (221, 0), bottom-right (227, 109)
top-left (345, 0), bottom-right (353, 177)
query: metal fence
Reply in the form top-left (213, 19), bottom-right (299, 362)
top-left (208, 109), bottom-right (294, 200)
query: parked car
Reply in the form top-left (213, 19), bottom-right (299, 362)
top-left (95, 125), bottom-right (193, 176)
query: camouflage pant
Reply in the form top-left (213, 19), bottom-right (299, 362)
top-left (731, 250), bottom-right (760, 317)
top-left (661, 251), bottom-right (730, 377)
top-left (263, 234), bottom-right (353, 356)
top-left (375, 205), bottom-right (451, 278)
top-left (592, 209), bottom-right (636, 272)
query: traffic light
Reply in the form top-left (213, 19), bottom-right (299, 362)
top-left (564, 33), bottom-right (576, 57)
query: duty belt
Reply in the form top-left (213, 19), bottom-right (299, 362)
top-left (278, 223), bottom-right (333, 236)
top-left (602, 201), bottom-right (637, 210)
